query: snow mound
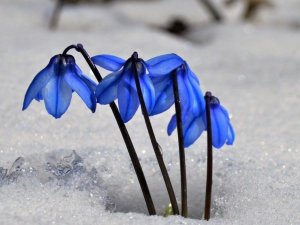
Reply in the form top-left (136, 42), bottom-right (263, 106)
top-left (0, 151), bottom-right (115, 225)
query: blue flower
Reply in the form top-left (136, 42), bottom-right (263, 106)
top-left (146, 54), bottom-right (206, 147)
top-left (204, 95), bottom-right (235, 149)
top-left (23, 54), bottom-right (97, 118)
top-left (91, 54), bottom-right (155, 123)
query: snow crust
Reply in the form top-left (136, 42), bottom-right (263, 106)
top-left (0, 0), bottom-right (299, 224)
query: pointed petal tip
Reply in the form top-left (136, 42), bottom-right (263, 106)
top-left (48, 109), bottom-right (64, 119)
top-left (149, 108), bottom-right (161, 116)
top-left (226, 142), bottom-right (234, 146)
top-left (90, 103), bottom-right (97, 113)
top-left (184, 142), bottom-right (192, 148)
top-left (213, 145), bottom-right (223, 149)
top-left (22, 103), bottom-right (27, 111)
top-left (120, 113), bottom-right (132, 123)
top-left (167, 115), bottom-right (177, 136)
top-left (89, 94), bottom-right (97, 113)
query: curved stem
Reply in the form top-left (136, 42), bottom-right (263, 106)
top-left (63, 44), bottom-right (156, 215)
top-left (204, 92), bottom-right (213, 220)
top-left (172, 70), bottom-right (187, 217)
top-left (131, 53), bottom-right (179, 215)
top-left (62, 44), bottom-right (77, 56)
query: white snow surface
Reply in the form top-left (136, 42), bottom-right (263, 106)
top-left (0, 0), bottom-right (299, 224)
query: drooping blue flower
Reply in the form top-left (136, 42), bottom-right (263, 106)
top-left (23, 54), bottom-right (97, 118)
top-left (145, 54), bottom-right (206, 147)
top-left (91, 54), bottom-right (155, 123)
top-left (204, 94), bottom-right (235, 149)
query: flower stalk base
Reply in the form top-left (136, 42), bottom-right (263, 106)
top-left (131, 52), bottom-right (179, 215)
top-left (172, 70), bottom-right (187, 217)
top-left (204, 91), bottom-right (213, 220)
top-left (63, 44), bottom-right (156, 215)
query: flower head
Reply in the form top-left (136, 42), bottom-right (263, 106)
top-left (204, 93), bottom-right (235, 149)
top-left (23, 54), bottom-right (97, 118)
top-left (91, 53), bottom-right (155, 123)
top-left (146, 54), bottom-right (206, 147)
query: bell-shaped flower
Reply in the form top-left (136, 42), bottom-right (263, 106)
top-left (204, 95), bottom-right (235, 149)
top-left (146, 54), bottom-right (206, 147)
top-left (22, 54), bottom-right (97, 118)
top-left (91, 54), bottom-right (155, 123)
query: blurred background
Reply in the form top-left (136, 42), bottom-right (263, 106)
top-left (0, 0), bottom-right (299, 224)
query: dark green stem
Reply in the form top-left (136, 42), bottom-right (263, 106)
top-left (63, 44), bottom-right (156, 215)
top-left (172, 70), bottom-right (187, 217)
top-left (204, 91), bottom-right (213, 220)
top-left (131, 52), bottom-right (179, 215)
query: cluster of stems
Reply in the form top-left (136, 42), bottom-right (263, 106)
top-left (62, 44), bottom-right (214, 220)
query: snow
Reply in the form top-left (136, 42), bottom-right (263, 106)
top-left (0, 0), bottom-right (299, 224)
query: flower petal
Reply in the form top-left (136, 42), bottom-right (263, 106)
top-left (139, 71), bottom-right (155, 115)
top-left (184, 117), bottom-right (205, 148)
top-left (226, 122), bottom-right (235, 145)
top-left (117, 72), bottom-right (139, 123)
top-left (211, 105), bottom-right (228, 149)
top-left (219, 104), bottom-right (229, 118)
top-left (22, 57), bottom-right (56, 110)
top-left (74, 64), bottom-right (97, 92)
top-left (64, 65), bottom-right (96, 113)
top-left (186, 64), bottom-right (200, 84)
top-left (187, 74), bottom-right (205, 115)
top-left (167, 114), bottom-right (177, 136)
top-left (80, 74), bottom-right (97, 92)
top-left (218, 104), bottom-right (235, 145)
top-left (92, 54), bottom-right (125, 71)
top-left (150, 75), bottom-right (174, 115)
top-left (34, 90), bottom-right (43, 101)
top-left (42, 75), bottom-right (73, 118)
top-left (146, 54), bottom-right (184, 77)
top-left (95, 70), bottom-right (123, 104)
top-left (177, 70), bottom-right (191, 113)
